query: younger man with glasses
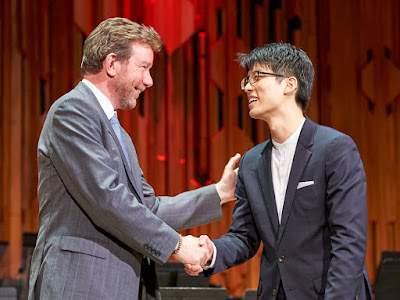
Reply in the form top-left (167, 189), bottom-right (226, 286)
top-left (186, 42), bottom-right (372, 300)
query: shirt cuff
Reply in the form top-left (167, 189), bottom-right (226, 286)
top-left (203, 242), bottom-right (217, 270)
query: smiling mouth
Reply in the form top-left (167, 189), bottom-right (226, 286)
top-left (248, 98), bottom-right (258, 104)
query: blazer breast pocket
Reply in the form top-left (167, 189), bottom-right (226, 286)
top-left (294, 184), bottom-right (321, 217)
top-left (295, 181), bottom-right (315, 196)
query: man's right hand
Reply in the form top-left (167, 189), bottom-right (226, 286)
top-left (184, 235), bottom-right (215, 276)
top-left (171, 235), bottom-right (212, 266)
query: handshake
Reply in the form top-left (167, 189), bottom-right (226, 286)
top-left (171, 235), bottom-right (214, 276)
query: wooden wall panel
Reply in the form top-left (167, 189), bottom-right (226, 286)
top-left (0, 0), bottom-right (4, 243)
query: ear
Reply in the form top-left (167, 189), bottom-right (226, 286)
top-left (103, 53), bottom-right (118, 77)
top-left (284, 76), bottom-right (298, 95)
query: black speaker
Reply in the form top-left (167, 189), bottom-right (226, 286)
top-left (0, 287), bottom-right (17, 300)
top-left (243, 289), bottom-right (257, 300)
top-left (156, 262), bottom-right (209, 287)
top-left (159, 287), bottom-right (227, 300)
top-left (373, 251), bottom-right (400, 300)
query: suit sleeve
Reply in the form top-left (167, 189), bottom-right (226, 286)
top-left (121, 130), bottom-right (223, 230)
top-left (324, 135), bottom-right (368, 299)
top-left (49, 98), bottom-right (179, 264)
top-left (142, 177), bottom-right (223, 230)
top-left (205, 152), bottom-right (261, 275)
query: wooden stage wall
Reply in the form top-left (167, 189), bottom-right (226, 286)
top-left (1, 0), bottom-right (400, 297)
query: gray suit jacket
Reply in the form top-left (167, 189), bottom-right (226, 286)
top-left (29, 82), bottom-right (222, 300)
top-left (206, 118), bottom-right (372, 300)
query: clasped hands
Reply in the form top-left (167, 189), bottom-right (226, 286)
top-left (171, 235), bottom-right (214, 276)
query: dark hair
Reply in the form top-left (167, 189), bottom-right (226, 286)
top-left (238, 42), bottom-right (314, 112)
top-left (81, 17), bottom-right (163, 75)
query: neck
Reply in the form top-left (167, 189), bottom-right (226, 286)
top-left (266, 110), bottom-right (304, 144)
top-left (84, 74), bottom-right (117, 109)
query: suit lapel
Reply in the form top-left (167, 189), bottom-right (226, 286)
top-left (107, 127), bottom-right (143, 201)
top-left (256, 141), bottom-right (279, 237)
top-left (122, 130), bottom-right (145, 200)
top-left (277, 117), bottom-right (315, 244)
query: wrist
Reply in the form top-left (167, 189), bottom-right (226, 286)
top-left (173, 234), bottom-right (182, 254)
top-left (215, 182), bottom-right (226, 205)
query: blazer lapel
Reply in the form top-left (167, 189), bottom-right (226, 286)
top-left (256, 141), bottom-right (279, 237)
top-left (277, 117), bottom-right (315, 244)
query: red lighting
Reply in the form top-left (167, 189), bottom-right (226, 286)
top-left (190, 179), bottom-right (202, 188)
top-left (156, 155), bottom-right (167, 161)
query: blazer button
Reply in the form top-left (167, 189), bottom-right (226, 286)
top-left (272, 289), bottom-right (277, 296)
top-left (278, 255), bottom-right (285, 262)
top-left (355, 295), bottom-right (359, 300)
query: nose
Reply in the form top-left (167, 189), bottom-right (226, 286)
top-left (143, 70), bottom-right (153, 88)
top-left (244, 81), bottom-right (253, 93)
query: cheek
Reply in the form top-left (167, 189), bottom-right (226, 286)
top-left (131, 71), bottom-right (143, 84)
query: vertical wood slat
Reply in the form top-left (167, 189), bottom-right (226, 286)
top-left (0, 0), bottom-right (12, 274)
top-left (150, 51), bottom-right (168, 195)
top-left (167, 49), bottom-right (186, 196)
top-left (395, 100), bottom-right (400, 250)
top-left (197, 32), bottom-right (209, 176)
top-left (3, 0), bottom-right (23, 278)
top-left (21, 0), bottom-right (38, 237)
top-left (50, 1), bottom-right (73, 102)
top-left (183, 40), bottom-right (201, 237)
top-left (0, 0), bottom-right (6, 242)
top-left (21, 57), bottom-right (33, 234)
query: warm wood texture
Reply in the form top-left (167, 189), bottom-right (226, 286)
top-left (1, 0), bottom-right (400, 297)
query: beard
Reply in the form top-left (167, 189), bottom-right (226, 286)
top-left (109, 75), bottom-right (137, 110)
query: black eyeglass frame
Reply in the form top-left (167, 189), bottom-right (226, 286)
top-left (241, 71), bottom-right (289, 90)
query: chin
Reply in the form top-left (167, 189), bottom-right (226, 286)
top-left (127, 100), bottom-right (137, 110)
top-left (249, 110), bottom-right (259, 119)
top-left (118, 99), bottom-right (137, 110)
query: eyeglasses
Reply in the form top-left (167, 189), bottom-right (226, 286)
top-left (240, 71), bottom-right (288, 90)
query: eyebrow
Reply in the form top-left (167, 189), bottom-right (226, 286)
top-left (248, 68), bottom-right (266, 74)
top-left (139, 61), bottom-right (153, 68)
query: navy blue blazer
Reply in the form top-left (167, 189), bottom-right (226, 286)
top-left (207, 118), bottom-right (372, 300)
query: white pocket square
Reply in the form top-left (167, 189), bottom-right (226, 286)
top-left (297, 181), bottom-right (314, 189)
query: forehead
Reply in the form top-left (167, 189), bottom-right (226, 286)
top-left (128, 42), bottom-right (154, 65)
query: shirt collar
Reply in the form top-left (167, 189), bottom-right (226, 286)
top-left (272, 117), bottom-right (306, 149)
top-left (82, 78), bottom-right (115, 120)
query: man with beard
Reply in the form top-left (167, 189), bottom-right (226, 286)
top-left (28, 17), bottom-right (240, 300)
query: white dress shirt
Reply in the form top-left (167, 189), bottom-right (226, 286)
top-left (271, 117), bottom-right (306, 223)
